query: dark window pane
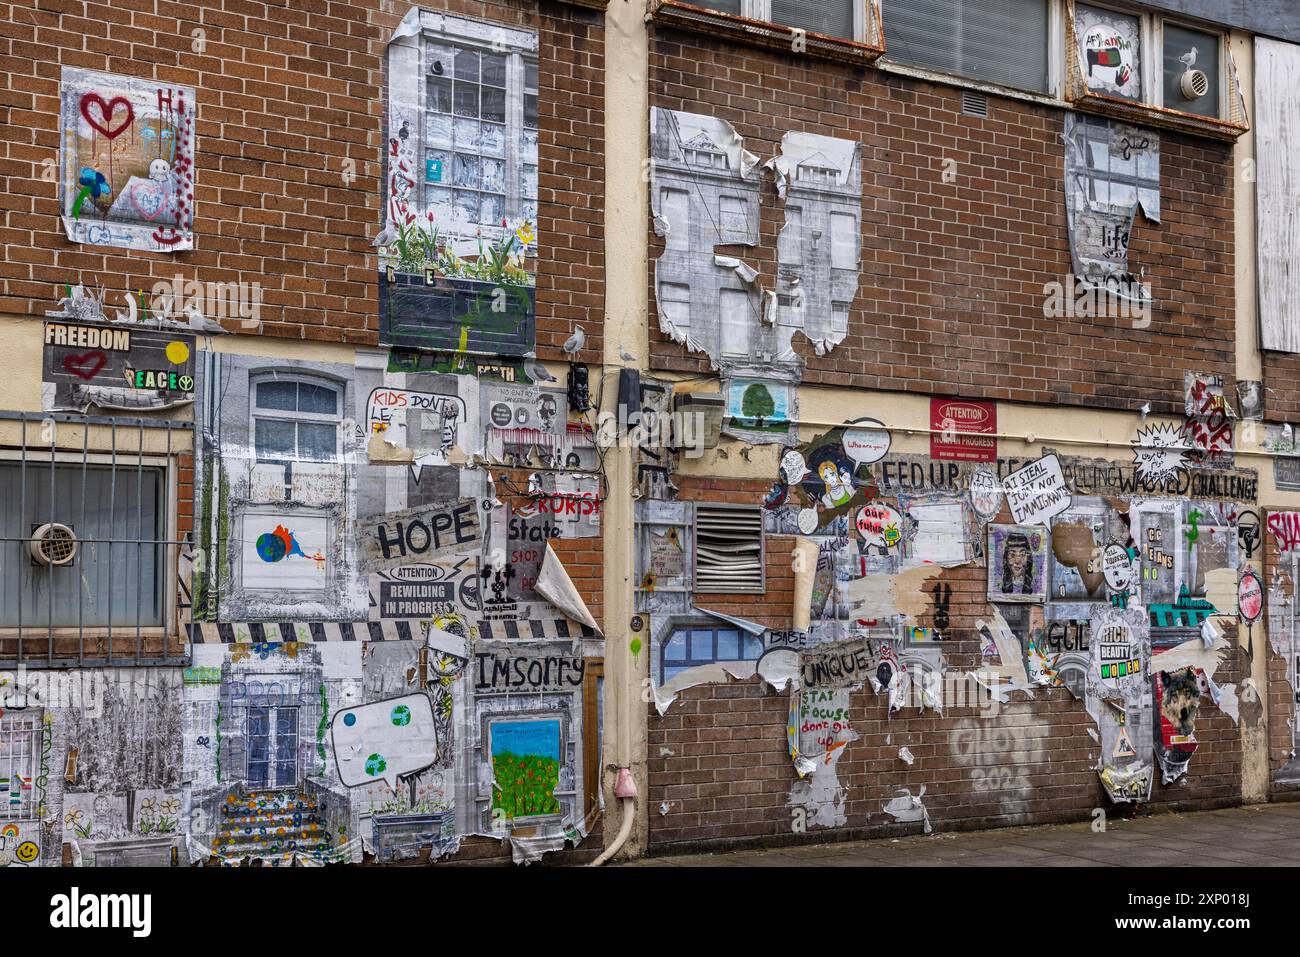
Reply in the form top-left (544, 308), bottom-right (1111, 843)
top-left (1163, 24), bottom-right (1219, 118)
top-left (426, 76), bottom-right (453, 113)
top-left (297, 382), bottom-right (337, 415)
top-left (481, 53), bottom-right (507, 87)
top-left (454, 47), bottom-right (479, 82)
top-left (481, 87), bottom-right (506, 124)
top-left (255, 380), bottom-right (296, 411)
top-left (254, 419), bottom-right (296, 458)
top-left (525, 61), bottom-right (539, 92)
top-left (524, 93), bottom-right (538, 130)
top-left (298, 423), bottom-right (337, 461)
top-left (454, 84), bottom-right (478, 118)
top-left (696, 0), bottom-right (742, 13)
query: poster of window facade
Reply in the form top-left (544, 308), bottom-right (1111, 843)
top-left (379, 8), bottom-right (538, 356)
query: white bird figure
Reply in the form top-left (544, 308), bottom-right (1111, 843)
top-left (561, 325), bottom-right (585, 355)
top-left (371, 222), bottom-right (398, 248)
top-left (113, 291), bottom-right (138, 324)
top-left (619, 344), bottom-right (637, 362)
top-left (1179, 48), bottom-right (1197, 68)
top-left (522, 351), bottom-right (557, 383)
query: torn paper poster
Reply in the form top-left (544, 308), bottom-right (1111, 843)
top-left (1063, 112), bottom-right (1159, 299)
top-left (358, 500), bottom-right (482, 573)
top-left (1184, 371), bottom-right (1234, 469)
top-left (987, 524), bottom-right (1049, 602)
top-left (1075, 4), bottom-right (1143, 101)
top-left (722, 376), bottom-right (795, 445)
top-left (882, 786), bottom-right (933, 834)
top-left (60, 67), bottom-right (197, 252)
top-left (522, 472), bottom-right (601, 539)
top-left (1153, 666), bottom-right (1203, 784)
top-left (481, 381), bottom-right (566, 466)
top-left (535, 544), bottom-right (602, 635)
top-left (974, 605), bottom-right (1032, 691)
top-left (903, 497), bottom-right (973, 567)
top-left (756, 647), bottom-right (801, 692)
top-left (1086, 603), bottom-right (1155, 803)
top-left (651, 108), bottom-right (763, 368)
top-left (635, 378), bottom-right (679, 501)
top-left (365, 384), bottom-right (469, 472)
top-left (770, 131), bottom-right (862, 362)
top-left (380, 9), bottom-right (538, 355)
top-left (42, 320), bottom-right (197, 415)
top-left (788, 687), bottom-right (857, 829)
top-left (1002, 453), bottom-right (1072, 527)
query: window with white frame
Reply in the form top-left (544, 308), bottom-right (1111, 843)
top-left (421, 22), bottom-right (539, 237)
top-left (883, 0), bottom-right (1052, 93)
top-left (695, 0), bottom-right (868, 42)
top-left (0, 713), bottom-right (41, 819)
top-left (252, 376), bottom-right (342, 463)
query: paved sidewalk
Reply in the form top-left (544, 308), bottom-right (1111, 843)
top-left (621, 803), bottom-right (1300, 867)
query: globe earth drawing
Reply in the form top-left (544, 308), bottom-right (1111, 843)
top-left (390, 704), bottom-right (412, 726)
top-left (365, 753), bottom-right (387, 776)
top-left (256, 532), bottom-right (287, 563)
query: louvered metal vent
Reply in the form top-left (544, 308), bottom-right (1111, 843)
top-left (693, 504), bottom-right (764, 594)
top-left (961, 91), bottom-right (989, 118)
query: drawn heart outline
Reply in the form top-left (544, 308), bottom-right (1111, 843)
top-left (62, 350), bottom-right (107, 381)
top-left (79, 92), bottom-right (134, 140)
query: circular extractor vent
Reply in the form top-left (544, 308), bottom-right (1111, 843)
top-left (30, 523), bottom-right (77, 567)
top-left (1180, 68), bottom-right (1210, 100)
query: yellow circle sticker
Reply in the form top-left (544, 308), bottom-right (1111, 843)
top-left (165, 341), bottom-right (190, 365)
top-left (15, 840), bottom-right (38, 863)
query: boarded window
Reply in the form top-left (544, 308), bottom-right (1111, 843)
top-left (1256, 37), bottom-right (1300, 353)
top-left (693, 504), bottom-right (765, 593)
top-left (1162, 23), bottom-right (1219, 119)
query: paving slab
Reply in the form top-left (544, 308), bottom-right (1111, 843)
top-left (621, 803), bottom-right (1300, 867)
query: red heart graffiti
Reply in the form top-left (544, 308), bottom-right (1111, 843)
top-left (79, 93), bottom-right (134, 140)
top-left (62, 350), bottom-right (107, 381)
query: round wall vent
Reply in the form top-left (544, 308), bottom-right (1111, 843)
top-left (30, 523), bottom-right (77, 567)
top-left (1180, 68), bottom-right (1210, 100)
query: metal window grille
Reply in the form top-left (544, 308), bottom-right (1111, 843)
top-left (0, 412), bottom-right (191, 669)
top-left (0, 713), bottom-right (40, 819)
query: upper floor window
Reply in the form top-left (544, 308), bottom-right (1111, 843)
top-left (252, 376), bottom-right (342, 463)
top-left (695, 0), bottom-right (867, 43)
top-left (1072, 3), bottom-right (1227, 120)
top-left (659, 625), bottom-right (763, 684)
top-left (882, 0), bottom-right (1052, 94)
top-left (1161, 22), bottom-right (1219, 119)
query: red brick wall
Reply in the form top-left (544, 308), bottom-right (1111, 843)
top-left (649, 482), bottom-right (1245, 852)
top-left (646, 27), bottom-right (1236, 416)
top-left (0, 0), bottom-right (603, 363)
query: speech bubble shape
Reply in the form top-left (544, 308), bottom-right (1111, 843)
top-left (855, 502), bottom-right (904, 550)
top-left (781, 449), bottom-right (808, 485)
top-left (1102, 543), bottom-right (1134, 592)
top-left (842, 418), bottom-right (891, 467)
top-left (330, 692), bottom-right (438, 792)
top-left (968, 467), bottom-right (1002, 521)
